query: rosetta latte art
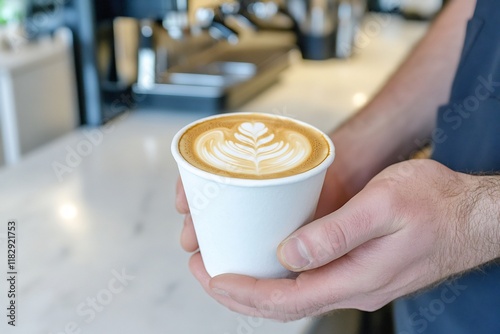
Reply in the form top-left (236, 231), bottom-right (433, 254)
top-left (195, 121), bottom-right (312, 176)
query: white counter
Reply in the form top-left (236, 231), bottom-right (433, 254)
top-left (0, 15), bottom-right (427, 334)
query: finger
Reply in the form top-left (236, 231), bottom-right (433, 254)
top-left (190, 254), bottom-right (309, 321)
top-left (181, 214), bottom-right (199, 252)
top-left (209, 259), bottom-right (356, 318)
top-left (278, 188), bottom-right (396, 271)
top-left (210, 274), bottom-right (305, 319)
top-left (189, 253), bottom-right (299, 321)
top-left (189, 253), bottom-right (257, 313)
top-left (176, 178), bottom-right (190, 214)
top-left (189, 252), bottom-right (214, 293)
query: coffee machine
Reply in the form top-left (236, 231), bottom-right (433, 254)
top-left (26, 0), bottom-right (293, 125)
top-left (26, 0), bottom-right (364, 125)
top-left (61, 0), bottom-right (190, 125)
top-left (25, 0), bottom-right (190, 125)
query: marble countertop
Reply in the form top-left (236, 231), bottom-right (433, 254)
top-left (0, 15), bottom-right (427, 334)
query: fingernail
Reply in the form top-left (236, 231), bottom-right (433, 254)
top-left (212, 288), bottom-right (229, 297)
top-left (280, 236), bottom-right (311, 270)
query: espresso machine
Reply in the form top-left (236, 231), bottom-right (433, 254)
top-left (65, 0), bottom-right (193, 125)
top-left (25, 0), bottom-right (366, 125)
top-left (24, 0), bottom-right (186, 125)
top-left (29, 0), bottom-right (292, 125)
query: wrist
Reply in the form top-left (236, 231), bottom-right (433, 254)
top-left (455, 174), bottom-right (500, 270)
top-left (470, 175), bottom-right (500, 260)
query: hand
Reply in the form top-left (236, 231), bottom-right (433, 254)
top-left (187, 159), bottom-right (500, 321)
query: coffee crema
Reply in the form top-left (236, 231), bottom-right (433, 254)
top-left (179, 113), bottom-right (330, 180)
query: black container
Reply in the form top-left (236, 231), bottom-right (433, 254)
top-left (297, 32), bottom-right (337, 60)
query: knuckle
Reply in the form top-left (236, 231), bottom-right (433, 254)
top-left (321, 222), bottom-right (349, 257)
top-left (249, 280), bottom-right (266, 310)
top-left (374, 180), bottom-right (399, 207)
top-left (368, 181), bottom-right (401, 223)
top-left (320, 209), bottom-right (374, 257)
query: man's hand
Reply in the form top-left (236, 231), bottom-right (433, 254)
top-left (184, 159), bottom-right (500, 321)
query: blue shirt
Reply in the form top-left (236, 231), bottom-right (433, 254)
top-left (394, 0), bottom-right (500, 333)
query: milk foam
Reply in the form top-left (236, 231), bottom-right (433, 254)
top-left (178, 113), bottom-right (330, 180)
top-left (195, 121), bottom-right (311, 176)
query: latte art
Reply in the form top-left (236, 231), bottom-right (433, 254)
top-left (178, 113), bottom-right (330, 180)
top-left (196, 122), bottom-right (311, 176)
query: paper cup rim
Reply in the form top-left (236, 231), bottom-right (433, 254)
top-left (171, 112), bottom-right (335, 187)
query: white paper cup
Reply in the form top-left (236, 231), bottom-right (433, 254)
top-left (171, 113), bottom-right (335, 278)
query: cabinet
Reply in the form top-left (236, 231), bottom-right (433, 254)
top-left (0, 29), bottom-right (78, 166)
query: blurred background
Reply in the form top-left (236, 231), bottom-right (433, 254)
top-left (0, 0), bottom-right (439, 333)
top-left (0, 0), bottom-right (444, 165)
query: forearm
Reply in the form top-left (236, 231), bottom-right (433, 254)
top-left (331, 0), bottom-right (476, 196)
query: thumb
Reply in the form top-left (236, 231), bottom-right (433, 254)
top-left (277, 189), bottom-right (394, 272)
